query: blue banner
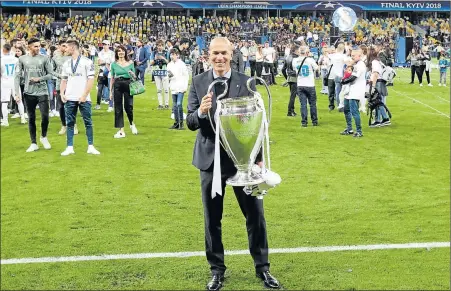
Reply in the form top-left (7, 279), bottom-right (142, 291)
top-left (1, 1), bottom-right (449, 12)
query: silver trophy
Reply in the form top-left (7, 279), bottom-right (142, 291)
top-left (207, 76), bottom-right (273, 187)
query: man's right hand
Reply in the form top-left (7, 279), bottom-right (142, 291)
top-left (61, 94), bottom-right (67, 103)
top-left (199, 92), bottom-right (213, 115)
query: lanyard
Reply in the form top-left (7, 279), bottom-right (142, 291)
top-left (71, 55), bottom-right (81, 74)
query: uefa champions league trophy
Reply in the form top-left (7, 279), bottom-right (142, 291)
top-left (207, 77), bottom-right (280, 196)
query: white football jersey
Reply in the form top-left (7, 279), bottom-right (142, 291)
top-left (1, 54), bottom-right (19, 90)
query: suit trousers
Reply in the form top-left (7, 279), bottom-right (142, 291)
top-left (200, 169), bottom-right (270, 275)
top-left (327, 79), bottom-right (336, 110)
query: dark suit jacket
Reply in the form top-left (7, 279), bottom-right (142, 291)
top-left (186, 69), bottom-right (260, 172)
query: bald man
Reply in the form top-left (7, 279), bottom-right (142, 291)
top-left (186, 37), bottom-right (281, 291)
top-left (340, 48), bottom-right (366, 137)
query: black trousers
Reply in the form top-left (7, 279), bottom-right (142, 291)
top-left (288, 82), bottom-right (297, 114)
top-left (56, 90), bottom-right (66, 126)
top-left (327, 79), bottom-right (336, 110)
top-left (417, 65), bottom-right (425, 84)
top-left (425, 69), bottom-right (431, 84)
top-left (200, 169), bottom-right (270, 275)
top-left (24, 94), bottom-right (49, 144)
top-left (256, 62), bottom-right (263, 78)
top-left (96, 76), bottom-right (108, 105)
top-left (264, 62), bottom-right (276, 84)
top-left (249, 60), bottom-right (256, 77)
top-left (113, 78), bottom-right (133, 128)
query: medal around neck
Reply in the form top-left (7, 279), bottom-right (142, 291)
top-left (207, 77), bottom-right (280, 197)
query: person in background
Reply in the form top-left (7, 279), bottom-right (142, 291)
top-left (367, 46), bottom-right (390, 127)
top-left (14, 37), bottom-right (54, 152)
top-left (59, 40), bottom-right (100, 156)
top-left (167, 48), bottom-right (189, 130)
top-left (422, 46), bottom-right (433, 87)
top-left (1, 44), bottom-right (22, 126)
top-left (438, 50), bottom-right (449, 87)
top-left (282, 44), bottom-right (299, 117)
top-left (263, 41), bottom-right (276, 84)
top-left (109, 45), bottom-right (137, 138)
top-left (134, 39), bottom-right (150, 85)
top-left (317, 46), bottom-right (329, 95)
top-left (407, 48), bottom-right (419, 84)
top-left (151, 39), bottom-right (170, 110)
top-left (340, 49), bottom-right (366, 138)
top-left (248, 40), bottom-right (257, 77)
top-left (96, 40), bottom-right (114, 111)
top-left (230, 40), bottom-right (244, 73)
top-left (293, 45), bottom-right (319, 127)
top-left (240, 40), bottom-right (249, 73)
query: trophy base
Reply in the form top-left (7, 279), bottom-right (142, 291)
top-left (226, 170), bottom-right (265, 187)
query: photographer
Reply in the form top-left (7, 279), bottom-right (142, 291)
top-left (367, 46), bottom-right (390, 127)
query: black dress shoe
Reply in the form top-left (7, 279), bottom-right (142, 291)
top-left (206, 274), bottom-right (224, 291)
top-left (256, 271), bottom-right (281, 289)
top-left (169, 123), bottom-right (179, 129)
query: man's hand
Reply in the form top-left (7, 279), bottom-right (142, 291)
top-left (137, 61), bottom-right (142, 65)
top-left (30, 77), bottom-right (40, 83)
top-left (199, 92), bottom-right (213, 115)
top-left (15, 95), bottom-right (21, 103)
top-left (61, 94), bottom-right (67, 103)
top-left (79, 96), bottom-right (87, 103)
top-left (109, 93), bottom-right (113, 100)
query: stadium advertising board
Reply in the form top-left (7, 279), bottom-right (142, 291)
top-left (1, 1), bottom-right (449, 11)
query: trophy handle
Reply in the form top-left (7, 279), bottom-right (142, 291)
top-left (206, 79), bottom-right (229, 149)
top-left (246, 77), bottom-right (272, 125)
top-left (206, 79), bottom-right (229, 135)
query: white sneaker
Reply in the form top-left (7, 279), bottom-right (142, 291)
top-left (59, 126), bottom-right (66, 135)
top-left (26, 143), bottom-right (39, 152)
top-left (95, 105), bottom-right (101, 110)
top-left (130, 124), bottom-right (138, 135)
top-left (39, 136), bottom-right (51, 149)
top-left (24, 113), bottom-right (28, 119)
top-left (54, 110), bottom-right (60, 117)
top-left (420, 83), bottom-right (423, 87)
top-left (49, 111), bottom-right (55, 117)
top-left (107, 106), bottom-right (113, 112)
top-left (444, 84), bottom-right (447, 87)
top-left (1, 121), bottom-right (9, 127)
top-left (87, 145), bottom-right (100, 155)
top-left (114, 131), bottom-right (126, 138)
top-left (20, 117), bottom-right (26, 124)
top-left (439, 83), bottom-right (442, 86)
top-left (428, 83), bottom-right (433, 87)
top-left (11, 113), bottom-right (20, 119)
top-left (61, 146), bottom-right (75, 156)
top-left (74, 124), bottom-right (79, 135)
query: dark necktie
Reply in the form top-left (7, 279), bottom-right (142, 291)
top-left (214, 77), bottom-right (228, 99)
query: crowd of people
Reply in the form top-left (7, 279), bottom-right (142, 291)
top-left (1, 11), bottom-right (450, 153)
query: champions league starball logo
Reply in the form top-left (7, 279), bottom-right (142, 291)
top-left (132, 1), bottom-right (165, 7)
top-left (332, 6), bottom-right (358, 32)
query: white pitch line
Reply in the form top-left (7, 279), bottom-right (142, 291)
top-left (392, 89), bottom-right (450, 119)
top-left (416, 87), bottom-right (451, 103)
top-left (1, 242), bottom-right (449, 265)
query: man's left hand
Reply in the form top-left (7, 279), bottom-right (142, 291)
top-left (79, 96), bottom-right (87, 103)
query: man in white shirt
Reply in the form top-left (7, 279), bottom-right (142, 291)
top-left (262, 42), bottom-right (276, 84)
top-left (293, 46), bottom-right (319, 127)
top-left (1, 43), bottom-right (24, 126)
top-left (96, 40), bottom-right (114, 110)
top-left (340, 49), bottom-right (366, 138)
top-left (328, 43), bottom-right (347, 111)
top-left (60, 40), bottom-right (100, 155)
top-left (240, 41), bottom-right (249, 73)
top-left (326, 45), bottom-right (337, 111)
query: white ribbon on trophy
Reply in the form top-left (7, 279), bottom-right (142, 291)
top-left (208, 77), bottom-right (281, 199)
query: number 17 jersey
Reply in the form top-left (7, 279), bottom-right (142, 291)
top-left (1, 54), bottom-right (19, 89)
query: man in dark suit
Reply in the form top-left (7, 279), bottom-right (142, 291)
top-left (134, 39), bottom-right (150, 85)
top-left (186, 37), bottom-right (281, 291)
